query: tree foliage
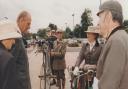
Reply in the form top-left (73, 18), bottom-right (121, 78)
top-left (23, 32), bottom-right (32, 40)
top-left (80, 8), bottom-right (93, 38)
top-left (124, 20), bottom-right (128, 32)
top-left (37, 28), bottom-right (47, 38)
top-left (32, 33), bottom-right (37, 40)
top-left (73, 24), bottom-right (81, 38)
top-left (63, 27), bottom-right (73, 38)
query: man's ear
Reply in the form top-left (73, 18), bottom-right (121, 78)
top-left (104, 11), bottom-right (112, 23)
top-left (107, 11), bottom-right (113, 22)
top-left (104, 11), bottom-right (113, 31)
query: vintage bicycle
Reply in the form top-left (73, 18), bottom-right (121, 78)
top-left (68, 66), bottom-right (96, 89)
top-left (38, 41), bottom-right (63, 89)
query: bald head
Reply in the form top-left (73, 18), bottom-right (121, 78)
top-left (17, 11), bottom-right (31, 22)
top-left (17, 11), bottom-right (31, 33)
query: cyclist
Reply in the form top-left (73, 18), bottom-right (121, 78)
top-left (50, 29), bottom-right (67, 89)
top-left (73, 26), bottom-right (102, 89)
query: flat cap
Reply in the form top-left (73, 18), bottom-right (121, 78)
top-left (97, 0), bottom-right (122, 16)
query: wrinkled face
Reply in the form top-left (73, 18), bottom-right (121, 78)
top-left (87, 33), bottom-right (97, 42)
top-left (18, 15), bottom-right (31, 33)
top-left (98, 10), bottom-right (111, 38)
top-left (2, 39), bottom-right (15, 50)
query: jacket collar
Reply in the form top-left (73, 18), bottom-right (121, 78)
top-left (87, 41), bottom-right (96, 46)
top-left (86, 40), bottom-right (99, 47)
top-left (107, 26), bottom-right (124, 41)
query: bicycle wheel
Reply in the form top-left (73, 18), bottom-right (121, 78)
top-left (39, 64), bottom-right (51, 89)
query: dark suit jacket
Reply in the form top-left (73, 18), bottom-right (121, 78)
top-left (0, 43), bottom-right (17, 89)
top-left (75, 41), bottom-right (102, 67)
top-left (11, 38), bottom-right (31, 89)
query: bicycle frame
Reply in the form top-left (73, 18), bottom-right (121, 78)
top-left (68, 67), bottom-right (95, 89)
top-left (38, 42), bottom-right (52, 89)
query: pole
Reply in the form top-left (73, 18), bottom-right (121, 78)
top-left (100, 0), bottom-right (102, 7)
top-left (72, 14), bottom-right (74, 29)
top-left (65, 23), bottom-right (67, 29)
top-left (72, 13), bottom-right (75, 38)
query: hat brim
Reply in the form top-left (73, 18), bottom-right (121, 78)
top-left (84, 31), bottom-right (99, 34)
top-left (56, 31), bottom-right (63, 33)
top-left (51, 30), bottom-right (56, 32)
top-left (97, 10), bottom-right (104, 16)
top-left (0, 32), bottom-right (22, 41)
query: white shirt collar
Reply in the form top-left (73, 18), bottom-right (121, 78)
top-left (87, 41), bottom-right (96, 51)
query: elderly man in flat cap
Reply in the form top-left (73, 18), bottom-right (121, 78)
top-left (0, 20), bottom-right (22, 89)
top-left (50, 29), bottom-right (67, 89)
top-left (44, 28), bottom-right (57, 85)
top-left (11, 11), bottom-right (32, 89)
top-left (96, 1), bottom-right (128, 89)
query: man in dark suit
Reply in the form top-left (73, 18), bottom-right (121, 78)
top-left (11, 11), bottom-right (32, 89)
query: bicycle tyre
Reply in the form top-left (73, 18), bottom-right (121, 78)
top-left (39, 64), bottom-right (51, 89)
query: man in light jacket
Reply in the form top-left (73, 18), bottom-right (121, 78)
top-left (96, 1), bottom-right (128, 89)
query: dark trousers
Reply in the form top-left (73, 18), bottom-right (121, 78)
top-left (50, 57), bottom-right (55, 75)
top-left (54, 70), bottom-right (65, 88)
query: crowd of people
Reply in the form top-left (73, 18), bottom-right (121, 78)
top-left (0, 0), bottom-right (128, 89)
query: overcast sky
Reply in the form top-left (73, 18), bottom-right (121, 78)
top-left (0, 0), bottom-right (127, 33)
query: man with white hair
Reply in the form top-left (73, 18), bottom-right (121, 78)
top-left (0, 20), bottom-right (22, 89)
top-left (11, 11), bottom-right (32, 89)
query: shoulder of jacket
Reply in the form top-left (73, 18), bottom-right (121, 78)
top-left (0, 49), bottom-right (13, 60)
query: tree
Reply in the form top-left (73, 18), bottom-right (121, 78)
top-left (80, 8), bottom-right (93, 38)
top-left (124, 20), bottom-right (128, 26)
top-left (73, 24), bottom-right (81, 38)
top-left (124, 20), bottom-right (128, 32)
top-left (23, 32), bottom-right (32, 40)
top-left (32, 33), bottom-right (37, 40)
top-left (37, 28), bottom-right (47, 38)
top-left (124, 20), bottom-right (128, 27)
top-left (63, 27), bottom-right (73, 38)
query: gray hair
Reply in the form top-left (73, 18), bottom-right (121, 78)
top-left (98, 0), bottom-right (123, 25)
top-left (111, 10), bottom-right (123, 25)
